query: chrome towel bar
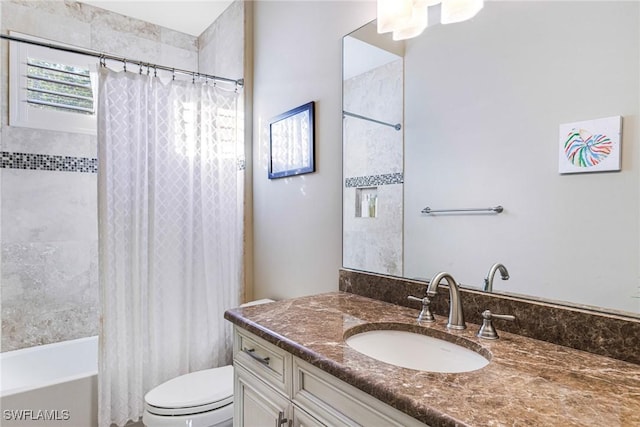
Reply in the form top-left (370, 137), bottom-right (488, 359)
top-left (421, 205), bottom-right (504, 214)
top-left (342, 111), bottom-right (402, 131)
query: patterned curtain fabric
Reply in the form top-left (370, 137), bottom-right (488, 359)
top-left (97, 68), bottom-right (243, 427)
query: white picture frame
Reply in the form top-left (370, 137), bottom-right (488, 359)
top-left (558, 116), bottom-right (622, 174)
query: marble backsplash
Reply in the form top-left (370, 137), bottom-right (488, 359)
top-left (339, 268), bottom-right (640, 365)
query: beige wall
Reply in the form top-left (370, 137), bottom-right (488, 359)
top-left (250, 1), bottom-right (639, 313)
top-left (251, 1), bottom-right (375, 300)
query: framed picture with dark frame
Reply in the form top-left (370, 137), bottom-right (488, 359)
top-left (268, 101), bottom-right (315, 179)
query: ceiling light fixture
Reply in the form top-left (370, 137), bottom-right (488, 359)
top-left (377, 0), bottom-right (483, 40)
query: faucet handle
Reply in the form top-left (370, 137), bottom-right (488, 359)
top-left (407, 295), bottom-right (435, 323)
top-left (476, 310), bottom-right (515, 340)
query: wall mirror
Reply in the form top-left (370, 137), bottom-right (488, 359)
top-left (342, 1), bottom-right (640, 317)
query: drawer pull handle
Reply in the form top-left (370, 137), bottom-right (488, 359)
top-left (244, 348), bottom-right (270, 366)
top-left (277, 411), bottom-right (291, 427)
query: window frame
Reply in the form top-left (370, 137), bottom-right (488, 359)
top-left (9, 31), bottom-right (98, 135)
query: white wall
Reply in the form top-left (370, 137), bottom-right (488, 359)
top-left (251, 1), bottom-right (375, 300)
top-left (403, 1), bottom-right (640, 313)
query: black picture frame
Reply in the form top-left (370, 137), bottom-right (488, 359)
top-left (268, 101), bottom-right (315, 179)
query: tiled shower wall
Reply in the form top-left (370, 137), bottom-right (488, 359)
top-left (343, 59), bottom-right (403, 276)
top-left (1, 0), bottom-right (244, 352)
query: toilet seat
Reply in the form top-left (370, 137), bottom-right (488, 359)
top-left (145, 365), bottom-right (233, 417)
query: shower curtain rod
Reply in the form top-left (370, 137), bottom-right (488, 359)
top-left (1, 34), bottom-right (244, 87)
top-left (343, 110), bottom-right (401, 131)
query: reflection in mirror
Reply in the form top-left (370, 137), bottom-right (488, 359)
top-left (343, 25), bottom-right (404, 276)
top-left (342, 1), bottom-right (640, 317)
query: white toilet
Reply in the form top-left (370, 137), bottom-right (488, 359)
top-left (143, 366), bottom-right (234, 427)
top-left (142, 299), bottom-right (274, 427)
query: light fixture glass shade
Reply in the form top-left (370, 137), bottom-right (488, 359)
top-left (377, 0), bottom-right (414, 34)
top-left (441, 0), bottom-right (483, 24)
top-left (392, 2), bottom-right (429, 40)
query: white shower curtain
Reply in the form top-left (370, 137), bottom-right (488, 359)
top-left (97, 68), bottom-right (243, 427)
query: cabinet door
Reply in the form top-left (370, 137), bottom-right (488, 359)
top-left (235, 363), bottom-right (292, 427)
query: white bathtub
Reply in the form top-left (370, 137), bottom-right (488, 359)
top-left (1, 336), bottom-right (98, 427)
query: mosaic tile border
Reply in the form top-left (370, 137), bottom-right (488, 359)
top-left (1, 152), bottom-right (97, 173)
top-left (345, 172), bottom-right (403, 188)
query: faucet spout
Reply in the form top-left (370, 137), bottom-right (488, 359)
top-left (426, 272), bottom-right (466, 330)
top-left (484, 263), bottom-right (510, 292)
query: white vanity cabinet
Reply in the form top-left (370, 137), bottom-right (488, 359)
top-left (232, 326), bottom-right (427, 427)
top-left (233, 326), bottom-right (295, 426)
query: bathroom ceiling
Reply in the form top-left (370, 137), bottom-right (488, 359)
top-left (79, 1), bottom-right (234, 37)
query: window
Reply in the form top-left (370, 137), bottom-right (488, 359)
top-left (9, 32), bottom-right (97, 135)
top-left (26, 59), bottom-right (94, 114)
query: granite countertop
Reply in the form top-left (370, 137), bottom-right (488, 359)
top-left (224, 292), bottom-right (640, 427)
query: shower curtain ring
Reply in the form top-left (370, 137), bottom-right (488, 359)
top-left (172, 69), bottom-right (176, 81)
top-left (192, 72), bottom-right (196, 84)
top-left (139, 62), bottom-right (143, 75)
top-left (122, 58), bottom-right (127, 72)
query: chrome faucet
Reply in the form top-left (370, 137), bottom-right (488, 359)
top-left (426, 272), bottom-right (466, 330)
top-left (484, 263), bottom-right (509, 292)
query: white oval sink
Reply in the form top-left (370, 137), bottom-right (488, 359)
top-left (345, 329), bottom-right (489, 373)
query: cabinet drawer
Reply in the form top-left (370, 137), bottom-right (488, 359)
top-left (234, 326), bottom-right (292, 397)
top-left (293, 405), bottom-right (325, 427)
top-left (293, 357), bottom-right (428, 427)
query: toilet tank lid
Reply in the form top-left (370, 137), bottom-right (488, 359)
top-left (145, 365), bottom-right (233, 409)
